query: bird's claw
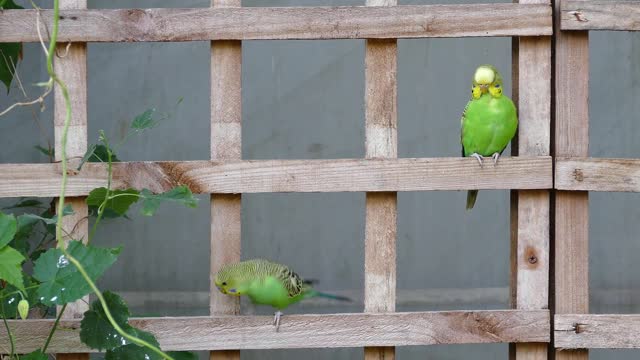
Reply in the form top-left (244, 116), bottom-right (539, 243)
top-left (273, 311), bottom-right (282, 332)
top-left (470, 153), bottom-right (484, 168)
top-left (491, 152), bottom-right (500, 166)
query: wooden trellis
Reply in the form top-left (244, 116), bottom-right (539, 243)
top-left (553, 1), bottom-right (640, 359)
top-left (0, 1), bottom-right (558, 359)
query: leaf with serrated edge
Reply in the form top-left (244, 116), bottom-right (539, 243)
top-left (130, 109), bottom-right (157, 131)
top-left (0, 246), bottom-right (25, 292)
top-left (21, 204), bottom-right (74, 225)
top-left (80, 291), bottom-right (135, 351)
top-left (33, 241), bottom-right (120, 306)
top-left (0, 212), bottom-right (17, 248)
top-left (87, 188), bottom-right (140, 217)
top-left (140, 186), bottom-right (198, 217)
top-left (20, 350), bottom-right (47, 360)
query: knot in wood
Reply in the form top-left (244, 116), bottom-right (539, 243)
top-left (573, 168), bottom-right (584, 182)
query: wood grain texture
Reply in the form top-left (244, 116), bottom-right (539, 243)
top-left (210, 0), bottom-right (241, 359)
top-left (556, 314), bottom-right (640, 349)
top-left (556, 157), bottom-right (640, 192)
top-left (55, 1), bottom-right (88, 359)
top-left (554, 0), bottom-right (589, 357)
top-left (561, 1), bottom-right (640, 31)
top-left (512, 3), bottom-right (551, 357)
top-left (0, 4), bottom-right (552, 43)
top-left (0, 157), bottom-right (553, 198)
top-left (364, 4), bottom-right (397, 357)
top-left (209, 0), bottom-right (242, 360)
top-left (0, 310), bottom-right (550, 353)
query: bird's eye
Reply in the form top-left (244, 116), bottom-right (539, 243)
top-left (495, 84), bottom-right (500, 88)
top-left (222, 282), bottom-right (227, 286)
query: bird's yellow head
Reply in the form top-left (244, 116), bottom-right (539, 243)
top-left (471, 65), bottom-right (503, 99)
top-left (214, 265), bottom-right (242, 296)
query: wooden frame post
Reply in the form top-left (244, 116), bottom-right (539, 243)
top-left (55, 1), bottom-right (89, 360)
top-left (553, 0), bottom-right (589, 358)
top-left (364, 1), bottom-right (397, 359)
top-left (511, 0), bottom-right (551, 359)
top-left (209, 0), bottom-right (242, 360)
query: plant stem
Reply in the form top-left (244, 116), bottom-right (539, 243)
top-left (62, 251), bottom-right (174, 360)
top-left (1, 302), bottom-right (15, 359)
top-left (46, 1), bottom-right (174, 358)
top-left (88, 135), bottom-right (114, 243)
top-left (42, 303), bottom-right (66, 353)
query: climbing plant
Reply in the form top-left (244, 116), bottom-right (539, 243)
top-left (0, 1), bottom-right (198, 359)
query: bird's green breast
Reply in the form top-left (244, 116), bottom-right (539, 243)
top-left (246, 276), bottom-right (304, 310)
top-left (461, 94), bottom-right (518, 157)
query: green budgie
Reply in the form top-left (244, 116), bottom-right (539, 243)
top-left (460, 64), bottom-right (518, 210)
top-left (214, 259), bottom-right (351, 331)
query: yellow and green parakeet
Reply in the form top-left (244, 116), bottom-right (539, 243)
top-left (461, 64), bottom-right (518, 210)
top-left (214, 259), bottom-right (351, 331)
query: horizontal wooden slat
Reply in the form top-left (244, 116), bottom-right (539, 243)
top-left (2, 310), bottom-right (549, 353)
top-left (555, 314), bottom-right (640, 349)
top-left (0, 4), bottom-right (552, 43)
top-left (561, 1), bottom-right (640, 31)
top-left (0, 157), bottom-right (552, 197)
top-left (556, 157), bottom-right (640, 192)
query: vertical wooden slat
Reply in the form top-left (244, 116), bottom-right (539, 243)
top-left (55, 1), bottom-right (88, 360)
top-left (512, 0), bottom-right (551, 358)
top-left (210, 1), bottom-right (241, 360)
top-left (554, 0), bottom-right (589, 357)
top-left (364, 0), bottom-right (397, 359)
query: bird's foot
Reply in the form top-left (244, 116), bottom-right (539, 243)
top-left (470, 153), bottom-right (484, 168)
top-left (273, 311), bottom-right (283, 332)
top-left (491, 152), bottom-right (500, 166)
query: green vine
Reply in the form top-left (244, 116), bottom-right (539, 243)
top-left (0, 1), bottom-right (197, 359)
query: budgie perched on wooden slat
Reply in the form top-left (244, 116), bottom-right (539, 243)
top-left (214, 259), bottom-right (351, 331)
top-left (460, 64), bottom-right (518, 210)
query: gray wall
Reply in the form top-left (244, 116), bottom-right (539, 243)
top-left (1, 0), bottom-right (639, 359)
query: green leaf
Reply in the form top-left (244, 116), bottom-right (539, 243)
top-left (87, 188), bottom-right (140, 217)
top-left (34, 145), bottom-right (54, 158)
top-left (78, 144), bottom-right (121, 170)
top-left (33, 241), bottom-right (121, 306)
top-left (0, 275), bottom-right (40, 318)
top-left (0, 42), bottom-right (21, 93)
top-left (81, 291), bottom-right (137, 351)
top-left (168, 351), bottom-right (199, 360)
top-left (2, 198), bottom-right (44, 210)
top-left (22, 204), bottom-right (74, 225)
top-left (131, 109), bottom-right (157, 132)
top-left (0, 212), bottom-right (17, 248)
top-left (20, 349), bottom-right (48, 360)
top-left (139, 186), bottom-right (198, 217)
top-left (0, 246), bottom-right (25, 292)
top-left (104, 329), bottom-right (159, 360)
top-left (0, 0), bottom-right (22, 93)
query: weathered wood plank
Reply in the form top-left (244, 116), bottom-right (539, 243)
top-left (364, 1), bottom-right (398, 356)
top-left (210, 0), bottom-right (241, 359)
top-left (554, 1), bottom-right (589, 357)
top-left (55, 1), bottom-right (88, 360)
top-left (0, 4), bottom-right (552, 43)
top-left (512, 1), bottom-right (551, 356)
top-left (561, 1), bottom-right (640, 31)
top-left (0, 157), bottom-right (553, 197)
top-left (556, 157), bottom-right (640, 192)
top-left (0, 310), bottom-right (550, 353)
top-left (555, 314), bottom-right (640, 349)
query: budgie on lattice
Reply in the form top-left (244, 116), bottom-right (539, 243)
top-left (460, 64), bottom-right (518, 210)
top-left (214, 259), bottom-right (351, 331)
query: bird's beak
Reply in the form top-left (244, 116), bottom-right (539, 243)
top-left (479, 84), bottom-right (489, 93)
top-left (216, 286), bottom-right (226, 294)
